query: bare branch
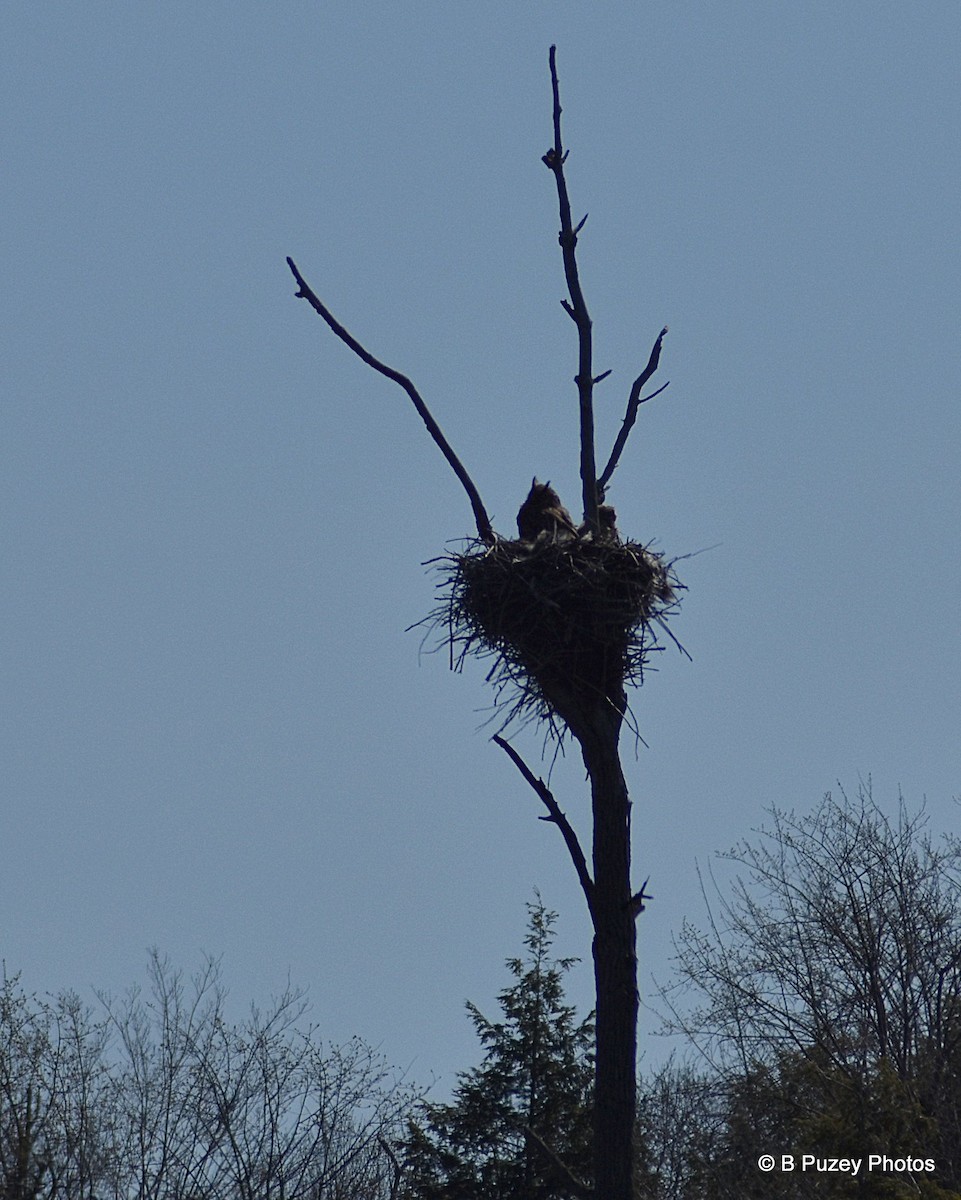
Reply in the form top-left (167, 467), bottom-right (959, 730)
top-left (636, 379), bottom-right (670, 407)
top-left (598, 326), bottom-right (668, 495)
top-left (542, 45), bottom-right (599, 534)
top-left (524, 1125), bottom-right (593, 1199)
top-left (378, 1137), bottom-right (404, 1200)
top-left (493, 734), bottom-right (596, 922)
top-left (286, 256), bottom-right (495, 545)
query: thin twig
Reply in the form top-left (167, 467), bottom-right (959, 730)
top-left (542, 45), bottom-right (599, 535)
top-left (493, 734), bottom-right (596, 921)
top-left (286, 256), bottom-right (495, 545)
top-left (598, 326), bottom-right (669, 495)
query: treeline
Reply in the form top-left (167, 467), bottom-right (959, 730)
top-left (3, 785), bottom-right (960, 1198)
top-left (641, 786), bottom-right (961, 1199)
top-left (0, 954), bottom-right (414, 1200)
top-left (401, 786), bottom-right (961, 1200)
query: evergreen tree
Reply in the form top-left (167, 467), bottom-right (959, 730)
top-left (401, 895), bottom-right (594, 1199)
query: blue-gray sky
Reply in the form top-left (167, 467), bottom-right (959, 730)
top-left (3, 4), bottom-right (959, 1091)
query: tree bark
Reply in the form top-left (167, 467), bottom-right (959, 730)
top-left (576, 699), bottom-right (637, 1200)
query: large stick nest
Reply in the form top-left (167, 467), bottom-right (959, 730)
top-left (426, 534), bottom-right (681, 736)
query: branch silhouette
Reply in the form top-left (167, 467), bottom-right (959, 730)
top-left (494, 734), bottom-right (596, 922)
top-left (542, 45), bottom-right (599, 534)
top-left (543, 48), bottom-right (669, 519)
top-left (286, 256), bottom-right (495, 545)
top-left (598, 326), bottom-right (669, 495)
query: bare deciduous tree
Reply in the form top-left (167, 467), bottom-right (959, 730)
top-left (0, 973), bottom-right (111, 1200)
top-left (660, 785), bottom-right (961, 1194)
top-left (0, 954), bottom-right (415, 1200)
top-left (287, 47), bottom-right (679, 1200)
top-left (100, 951), bottom-right (417, 1200)
top-left (634, 1060), bottom-right (725, 1200)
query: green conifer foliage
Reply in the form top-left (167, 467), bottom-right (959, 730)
top-left (401, 896), bottom-right (594, 1199)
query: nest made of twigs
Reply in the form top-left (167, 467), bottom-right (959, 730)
top-left (425, 533), bottom-right (681, 736)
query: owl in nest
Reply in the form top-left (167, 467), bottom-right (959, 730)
top-left (516, 478), bottom-right (579, 542)
top-left (576, 502), bottom-right (619, 541)
top-left (597, 503), bottom-right (619, 540)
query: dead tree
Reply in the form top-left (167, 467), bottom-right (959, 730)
top-left (287, 46), bottom-right (679, 1200)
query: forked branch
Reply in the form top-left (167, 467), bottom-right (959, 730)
top-left (542, 49), bottom-right (670, 521)
top-left (286, 256), bottom-right (495, 545)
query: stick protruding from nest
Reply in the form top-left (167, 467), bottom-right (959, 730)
top-left (431, 529), bottom-right (680, 738)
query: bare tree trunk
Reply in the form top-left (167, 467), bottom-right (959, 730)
top-left (576, 699), bottom-right (637, 1200)
top-left (289, 46), bottom-right (676, 1200)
